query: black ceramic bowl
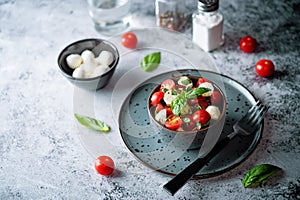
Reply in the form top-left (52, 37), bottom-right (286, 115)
top-left (57, 38), bottom-right (119, 90)
top-left (148, 75), bottom-right (226, 149)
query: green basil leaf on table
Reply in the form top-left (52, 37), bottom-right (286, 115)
top-left (141, 52), bottom-right (161, 72)
top-left (74, 113), bottom-right (110, 133)
top-left (242, 164), bottom-right (281, 188)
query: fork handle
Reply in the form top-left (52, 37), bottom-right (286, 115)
top-left (163, 136), bottom-right (231, 196)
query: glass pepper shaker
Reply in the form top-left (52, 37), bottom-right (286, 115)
top-left (155, 0), bottom-right (188, 31)
top-left (192, 0), bottom-right (224, 52)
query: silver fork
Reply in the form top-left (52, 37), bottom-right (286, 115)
top-left (163, 100), bottom-right (269, 196)
top-left (226, 100), bottom-right (269, 140)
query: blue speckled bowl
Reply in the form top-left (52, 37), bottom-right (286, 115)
top-left (147, 75), bottom-right (226, 149)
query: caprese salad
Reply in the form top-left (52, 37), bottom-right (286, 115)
top-left (149, 76), bottom-right (224, 132)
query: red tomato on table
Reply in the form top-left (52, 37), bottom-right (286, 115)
top-left (94, 156), bottom-right (115, 176)
top-left (255, 59), bottom-right (275, 77)
top-left (121, 32), bottom-right (138, 49)
top-left (239, 36), bottom-right (257, 53)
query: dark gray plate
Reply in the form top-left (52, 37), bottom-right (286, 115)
top-left (118, 69), bottom-right (262, 178)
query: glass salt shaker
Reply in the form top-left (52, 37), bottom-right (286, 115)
top-left (155, 0), bottom-right (187, 31)
top-left (192, 0), bottom-right (224, 52)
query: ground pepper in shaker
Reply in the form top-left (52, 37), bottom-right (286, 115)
top-left (192, 0), bottom-right (224, 52)
top-left (155, 0), bottom-right (187, 31)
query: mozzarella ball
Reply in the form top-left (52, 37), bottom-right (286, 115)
top-left (66, 54), bottom-right (82, 69)
top-left (95, 51), bottom-right (114, 65)
top-left (163, 90), bottom-right (177, 105)
top-left (178, 76), bottom-right (193, 88)
top-left (90, 65), bottom-right (110, 78)
top-left (72, 67), bottom-right (85, 78)
top-left (155, 109), bottom-right (167, 124)
top-left (206, 105), bottom-right (221, 120)
top-left (81, 50), bottom-right (95, 64)
top-left (81, 61), bottom-right (98, 75)
top-left (199, 82), bottom-right (214, 97)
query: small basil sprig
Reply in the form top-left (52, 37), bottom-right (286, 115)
top-left (171, 93), bottom-right (187, 116)
top-left (74, 113), bottom-right (110, 133)
top-left (186, 87), bottom-right (210, 99)
top-left (170, 87), bottom-right (210, 116)
top-left (141, 52), bottom-right (161, 72)
top-left (242, 164), bottom-right (281, 188)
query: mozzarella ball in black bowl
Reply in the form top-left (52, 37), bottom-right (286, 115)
top-left (57, 38), bottom-right (119, 90)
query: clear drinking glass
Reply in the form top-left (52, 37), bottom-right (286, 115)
top-left (87, 0), bottom-right (131, 35)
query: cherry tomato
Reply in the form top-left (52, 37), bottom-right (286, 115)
top-left (155, 103), bottom-right (164, 114)
top-left (255, 59), bottom-right (275, 77)
top-left (165, 106), bottom-right (173, 116)
top-left (211, 91), bottom-right (222, 105)
top-left (94, 156), bottom-right (115, 176)
top-left (151, 91), bottom-right (164, 106)
top-left (197, 96), bottom-right (210, 110)
top-left (160, 79), bottom-right (176, 91)
top-left (121, 32), bottom-right (138, 49)
top-left (165, 115), bottom-right (182, 130)
top-left (192, 110), bottom-right (211, 125)
top-left (196, 78), bottom-right (210, 87)
top-left (182, 115), bottom-right (196, 131)
top-left (239, 36), bottom-right (257, 53)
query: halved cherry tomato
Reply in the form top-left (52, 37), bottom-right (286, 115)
top-left (165, 106), bottom-right (173, 116)
top-left (94, 156), bottom-right (115, 176)
top-left (160, 79), bottom-right (175, 91)
top-left (121, 32), bottom-right (138, 49)
top-left (151, 91), bottom-right (164, 106)
top-left (192, 110), bottom-right (211, 125)
top-left (211, 91), bottom-right (222, 105)
top-left (197, 96), bottom-right (210, 110)
top-left (196, 78), bottom-right (210, 87)
top-left (182, 115), bottom-right (196, 131)
top-left (165, 115), bottom-right (182, 130)
top-left (255, 59), bottom-right (275, 77)
top-left (239, 36), bottom-right (257, 53)
top-left (155, 103), bottom-right (164, 114)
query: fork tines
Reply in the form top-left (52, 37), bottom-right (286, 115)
top-left (246, 100), bottom-right (269, 125)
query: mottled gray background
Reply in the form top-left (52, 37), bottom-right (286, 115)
top-left (0, 0), bottom-right (299, 199)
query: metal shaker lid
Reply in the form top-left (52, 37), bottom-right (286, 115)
top-left (198, 0), bottom-right (219, 12)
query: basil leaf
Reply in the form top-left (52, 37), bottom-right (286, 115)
top-left (242, 164), bottom-right (281, 188)
top-left (171, 95), bottom-right (187, 116)
top-left (141, 52), bottom-right (161, 72)
top-left (186, 87), bottom-right (210, 99)
top-left (74, 113), bottom-right (110, 133)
